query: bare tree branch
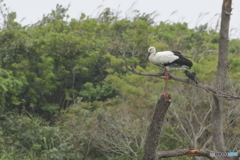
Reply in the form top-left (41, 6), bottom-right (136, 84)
top-left (126, 65), bottom-right (240, 100)
top-left (202, 137), bottom-right (212, 149)
top-left (156, 149), bottom-right (215, 160)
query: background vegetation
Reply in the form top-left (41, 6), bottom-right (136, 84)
top-left (0, 2), bottom-right (239, 160)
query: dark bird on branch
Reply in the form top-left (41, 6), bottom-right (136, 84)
top-left (183, 70), bottom-right (198, 84)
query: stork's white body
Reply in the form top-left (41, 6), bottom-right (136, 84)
top-left (146, 46), bottom-right (192, 70)
top-left (148, 51), bottom-right (179, 70)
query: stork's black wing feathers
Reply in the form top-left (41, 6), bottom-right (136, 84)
top-left (171, 51), bottom-right (182, 55)
top-left (172, 51), bottom-right (192, 58)
top-left (165, 51), bottom-right (193, 68)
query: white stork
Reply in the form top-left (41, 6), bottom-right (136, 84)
top-left (145, 46), bottom-right (193, 95)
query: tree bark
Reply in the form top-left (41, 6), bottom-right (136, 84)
top-left (143, 94), bottom-right (171, 160)
top-left (211, 0), bottom-right (232, 157)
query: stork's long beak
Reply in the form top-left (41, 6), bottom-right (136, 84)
top-left (144, 52), bottom-right (151, 62)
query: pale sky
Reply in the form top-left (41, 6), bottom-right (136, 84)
top-left (4, 0), bottom-right (240, 38)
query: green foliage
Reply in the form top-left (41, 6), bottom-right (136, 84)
top-left (80, 82), bottom-right (116, 102)
top-left (0, 112), bottom-right (83, 160)
top-left (0, 69), bottom-right (23, 112)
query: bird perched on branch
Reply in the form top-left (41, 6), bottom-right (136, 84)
top-left (145, 46), bottom-right (193, 95)
top-left (183, 70), bottom-right (198, 84)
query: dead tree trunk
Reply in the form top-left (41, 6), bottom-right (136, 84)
top-left (211, 0), bottom-right (232, 156)
top-left (143, 95), bottom-right (171, 160)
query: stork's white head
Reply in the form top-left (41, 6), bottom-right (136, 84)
top-left (148, 46), bottom-right (156, 54)
top-left (145, 46), bottom-right (156, 62)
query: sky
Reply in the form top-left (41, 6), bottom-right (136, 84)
top-left (4, 0), bottom-right (240, 38)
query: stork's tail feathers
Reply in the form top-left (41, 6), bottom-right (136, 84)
top-left (174, 57), bottom-right (193, 69)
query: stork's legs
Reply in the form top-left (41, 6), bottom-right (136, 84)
top-left (161, 68), bottom-right (169, 98)
top-left (163, 68), bottom-right (169, 93)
